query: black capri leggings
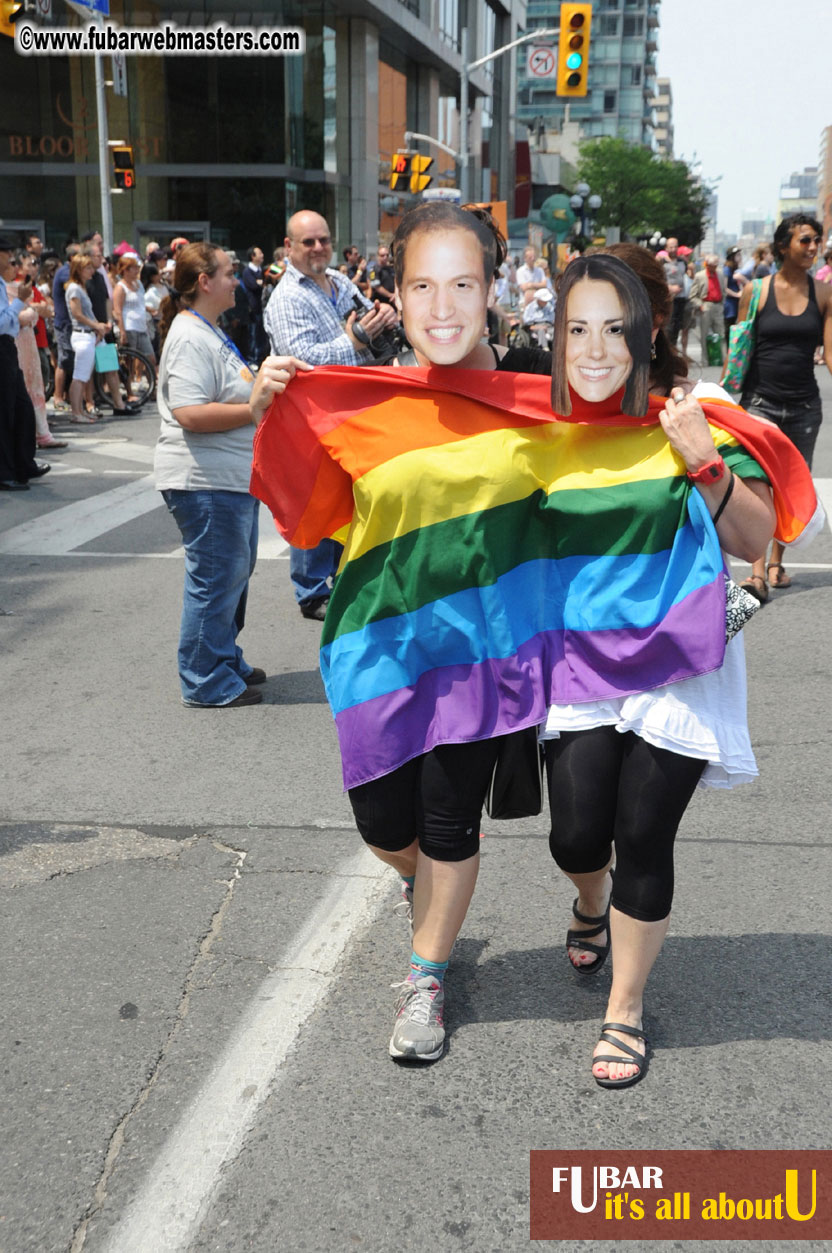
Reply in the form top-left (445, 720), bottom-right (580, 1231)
top-left (545, 726), bottom-right (706, 922)
top-left (348, 739), bottom-right (502, 863)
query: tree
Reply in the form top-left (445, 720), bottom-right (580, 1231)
top-left (576, 137), bottom-right (712, 246)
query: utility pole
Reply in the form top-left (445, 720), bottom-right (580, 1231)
top-left (459, 25), bottom-right (558, 203)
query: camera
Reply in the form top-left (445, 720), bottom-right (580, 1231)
top-left (350, 293), bottom-right (407, 364)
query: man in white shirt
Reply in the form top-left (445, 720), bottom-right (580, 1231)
top-left (516, 245), bottom-right (545, 297)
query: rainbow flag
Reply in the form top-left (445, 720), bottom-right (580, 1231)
top-left (251, 366), bottom-right (820, 789)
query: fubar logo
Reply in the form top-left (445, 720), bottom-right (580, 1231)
top-left (530, 1151), bottom-right (832, 1241)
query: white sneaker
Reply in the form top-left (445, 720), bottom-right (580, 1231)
top-left (388, 976), bottom-right (445, 1062)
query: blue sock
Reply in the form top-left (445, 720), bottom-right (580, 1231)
top-left (401, 875), bottom-right (415, 891)
top-left (408, 951), bottom-right (449, 985)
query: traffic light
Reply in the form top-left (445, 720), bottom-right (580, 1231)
top-left (0, 1), bottom-right (22, 40)
top-left (409, 154), bottom-right (433, 194)
top-left (112, 144), bottom-right (136, 191)
top-left (390, 152), bottom-right (411, 190)
top-left (556, 2), bottom-right (592, 97)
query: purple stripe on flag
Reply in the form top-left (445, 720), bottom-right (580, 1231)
top-left (335, 578), bottom-right (726, 789)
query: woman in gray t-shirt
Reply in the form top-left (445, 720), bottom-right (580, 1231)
top-left (154, 242), bottom-right (308, 708)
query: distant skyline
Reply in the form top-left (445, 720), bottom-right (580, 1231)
top-left (657, 0), bottom-right (827, 235)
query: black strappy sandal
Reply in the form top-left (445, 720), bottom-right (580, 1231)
top-left (593, 1021), bottom-right (649, 1089)
top-left (566, 897), bottom-right (610, 975)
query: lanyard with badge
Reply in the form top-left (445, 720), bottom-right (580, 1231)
top-left (186, 307), bottom-right (253, 378)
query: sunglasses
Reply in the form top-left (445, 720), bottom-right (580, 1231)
top-left (299, 235), bottom-right (331, 247)
top-left (797, 235), bottom-right (822, 246)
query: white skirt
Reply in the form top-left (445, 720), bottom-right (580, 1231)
top-left (540, 633), bottom-right (757, 790)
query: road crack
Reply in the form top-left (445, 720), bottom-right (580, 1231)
top-left (68, 839), bottom-right (247, 1252)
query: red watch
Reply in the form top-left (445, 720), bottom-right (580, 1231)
top-left (686, 456), bottom-right (726, 485)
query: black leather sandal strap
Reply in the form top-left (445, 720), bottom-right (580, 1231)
top-left (595, 1051), bottom-right (644, 1071)
top-left (598, 1034), bottom-right (644, 1065)
top-left (567, 920), bottom-right (605, 940)
top-left (571, 897), bottom-right (610, 927)
top-left (566, 932), bottom-right (606, 957)
top-left (601, 1021), bottom-right (646, 1040)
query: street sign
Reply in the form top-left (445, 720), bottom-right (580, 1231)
top-left (526, 46), bottom-right (557, 79)
top-left (111, 51), bottom-right (127, 96)
top-left (67, 0), bottom-right (110, 15)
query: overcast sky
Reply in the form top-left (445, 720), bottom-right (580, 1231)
top-left (657, 0), bottom-right (827, 234)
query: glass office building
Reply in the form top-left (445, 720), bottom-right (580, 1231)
top-left (1, 0), bottom-right (525, 256)
top-left (517, 0), bottom-right (659, 149)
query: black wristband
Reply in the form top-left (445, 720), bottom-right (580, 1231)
top-left (711, 472), bottom-right (735, 527)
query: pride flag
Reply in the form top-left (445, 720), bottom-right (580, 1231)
top-left (251, 366), bottom-right (820, 789)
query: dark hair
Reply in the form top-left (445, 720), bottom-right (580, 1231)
top-left (140, 262), bottom-right (159, 288)
top-left (601, 242), bottom-right (687, 394)
top-left (773, 212), bottom-right (823, 261)
top-left (80, 230), bottom-right (98, 243)
top-left (38, 257), bottom-right (59, 284)
top-left (392, 202), bottom-right (507, 289)
top-left (24, 232), bottom-right (40, 248)
top-left (157, 241), bottom-right (222, 348)
top-left (342, 245), bottom-right (358, 261)
top-left (245, 245), bottom-right (261, 263)
top-left (551, 254), bottom-right (652, 417)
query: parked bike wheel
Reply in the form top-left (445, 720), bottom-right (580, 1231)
top-left (93, 345), bottom-right (156, 410)
top-left (506, 324), bottom-right (532, 350)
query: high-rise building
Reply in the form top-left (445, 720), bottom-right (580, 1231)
top-left (652, 77), bottom-right (673, 158)
top-left (516, 0), bottom-right (660, 148)
top-left (1, 0), bottom-right (526, 255)
top-left (776, 166), bottom-right (819, 223)
top-left (818, 126), bottom-right (832, 246)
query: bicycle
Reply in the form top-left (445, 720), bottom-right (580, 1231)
top-left (93, 344), bottom-right (157, 411)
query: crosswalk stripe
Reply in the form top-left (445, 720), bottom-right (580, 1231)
top-left (0, 476), bottom-right (161, 555)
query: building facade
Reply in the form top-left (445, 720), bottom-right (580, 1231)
top-left (818, 126), bottom-right (832, 247)
top-left (0, 0), bottom-right (525, 257)
top-left (776, 166), bottom-right (819, 225)
top-left (652, 75), bottom-right (672, 158)
top-left (517, 0), bottom-right (659, 149)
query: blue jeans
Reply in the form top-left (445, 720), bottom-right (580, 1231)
top-left (162, 489), bottom-right (259, 705)
top-left (289, 538), bottom-right (342, 606)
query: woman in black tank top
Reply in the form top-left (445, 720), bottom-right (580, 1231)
top-left (737, 213), bottom-right (832, 598)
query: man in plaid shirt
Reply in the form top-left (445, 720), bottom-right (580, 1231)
top-left (264, 210), bottom-right (398, 619)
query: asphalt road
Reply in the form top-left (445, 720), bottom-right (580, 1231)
top-left (2, 356), bottom-right (831, 1253)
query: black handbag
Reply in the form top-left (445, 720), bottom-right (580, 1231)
top-left (485, 726), bottom-right (545, 820)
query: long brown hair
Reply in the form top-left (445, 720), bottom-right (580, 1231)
top-left (551, 254), bottom-right (652, 417)
top-left (157, 241), bottom-right (222, 349)
top-left (601, 242), bottom-right (688, 395)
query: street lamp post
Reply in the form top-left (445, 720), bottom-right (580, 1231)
top-left (568, 183), bottom-right (602, 241)
top-left (459, 25), bottom-right (559, 203)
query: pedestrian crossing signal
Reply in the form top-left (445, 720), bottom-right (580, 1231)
top-left (112, 144), bottom-right (136, 191)
top-left (390, 152), bottom-right (411, 190)
top-left (557, 2), bottom-right (592, 97)
top-left (0, 1), bottom-right (22, 40)
top-left (409, 154), bottom-right (434, 194)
